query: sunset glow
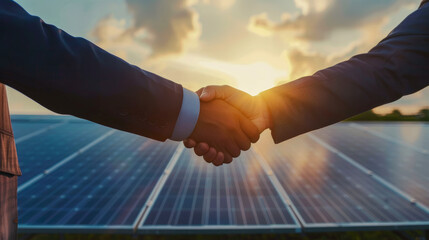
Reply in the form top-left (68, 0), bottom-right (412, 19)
top-left (7, 0), bottom-right (427, 114)
top-left (197, 59), bottom-right (288, 96)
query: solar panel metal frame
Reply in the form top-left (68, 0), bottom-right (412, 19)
top-left (17, 144), bottom-right (184, 235)
top-left (310, 124), bottom-right (429, 209)
top-left (12, 118), bottom-right (429, 234)
top-left (18, 225), bottom-right (133, 234)
top-left (137, 224), bottom-right (301, 235)
top-left (137, 150), bottom-right (302, 234)
top-left (298, 131), bottom-right (429, 232)
top-left (13, 118), bottom-right (183, 234)
top-left (251, 132), bottom-right (429, 233)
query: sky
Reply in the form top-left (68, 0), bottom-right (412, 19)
top-left (7, 0), bottom-right (428, 114)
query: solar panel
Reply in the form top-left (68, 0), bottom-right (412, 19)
top-left (16, 122), bottom-right (111, 184)
top-left (18, 131), bottom-right (179, 233)
top-left (12, 122), bottom-right (57, 139)
top-left (139, 150), bottom-right (299, 233)
top-left (10, 117), bottom-right (429, 234)
top-left (254, 133), bottom-right (429, 231)
top-left (353, 123), bottom-right (429, 152)
top-left (313, 123), bottom-right (429, 207)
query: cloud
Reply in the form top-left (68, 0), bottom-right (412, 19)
top-left (247, 0), bottom-right (419, 82)
top-left (286, 14), bottom-right (394, 80)
top-left (93, 0), bottom-right (201, 59)
top-left (248, 0), bottom-right (417, 41)
top-left (201, 0), bottom-right (236, 9)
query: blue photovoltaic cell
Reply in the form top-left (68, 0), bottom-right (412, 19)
top-left (18, 131), bottom-right (178, 226)
top-left (356, 123), bottom-right (429, 150)
top-left (11, 122), bottom-right (57, 139)
top-left (142, 150), bottom-right (296, 228)
top-left (11, 117), bottom-right (429, 234)
top-left (313, 123), bottom-right (429, 207)
top-left (255, 134), bottom-right (429, 225)
top-left (16, 122), bottom-right (110, 184)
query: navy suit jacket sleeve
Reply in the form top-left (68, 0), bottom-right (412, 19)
top-left (0, 0), bottom-right (183, 141)
top-left (261, 4), bottom-right (429, 143)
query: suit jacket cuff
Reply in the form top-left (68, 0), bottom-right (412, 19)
top-left (170, 88), bottom-right (200, 141)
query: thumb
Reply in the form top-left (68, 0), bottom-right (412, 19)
top-left (199, 87), bottom-right (215, 102)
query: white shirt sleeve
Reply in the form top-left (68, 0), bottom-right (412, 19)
top-left (170, 88), bottom-right (200, 141)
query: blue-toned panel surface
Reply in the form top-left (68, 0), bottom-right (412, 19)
top-left (313, 123), bottom-right (429, 207)
top-left (142, 150), bottom-right (296, 227)
top-left (16, 123), bottom-right (110, 184)
top-left (355, 123), bottom-right (429, 150)
top-left (256, 134), bottom-right (429, 225)
top-left (11, 122), bottom-right (57, 139)
top-left (18, 132), bottom-right (178, 226)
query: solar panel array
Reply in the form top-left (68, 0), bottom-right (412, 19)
top-left (11, 115), bottom-right (429, 234)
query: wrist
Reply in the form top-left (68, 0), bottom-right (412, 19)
top-left (256, 95), bottom-right (272, 132)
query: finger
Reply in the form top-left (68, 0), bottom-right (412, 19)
top-left (223, 153), bottom-right (233, 164)
top-left (183, 139), bottom-right (196, 148)
top-left (199, 85), bottom-right (236, 102)
top-left (196, 87), bottom-right (205, 96)
top-left (225, 139), bottom-right (241, 158)
top-left (203, 147), bottom-right (217, 163)
top-left (211, 151), bottom-right (224, 166)
top-left (239, 116), bottom-right (260, 143)
top-left (234, 129), bottom-right (251, 151)
top-left (199, 87), bottom-right (215, 101)
top-left (215, 152), bottom-right (224, 164)
top-left (194, 142), bottom-right (210, 156)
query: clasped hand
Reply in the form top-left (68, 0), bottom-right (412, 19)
top-left (184, 86), bottom-right (271, 166)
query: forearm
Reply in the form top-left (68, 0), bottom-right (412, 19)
top-left (0, 0), bottom-right (184, 141)
top-left (261, 6), bottom-right (429, 143)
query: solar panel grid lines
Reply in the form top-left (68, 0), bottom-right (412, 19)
top-left (356, 123), bottom-right (429, 152)
top-left (251, 148), bottom-right (304, 231)
top-left (18, 131), bottom-right (180, 232)
top-left (350, 123), bottom-right (429, 155)
top-left (309, 134), bottom-right (429, 218)
top-left (16, 123), bottom-right (112, 184)
top-left (142, 154), bottom-right (204, 226)
top-left (11, 117), bottom-right (429, 234)
top-left (139, 150), bottom-right (299, 233)
top-left (19, 132), bottom-right (142, 225)
top-left (233, 154), bottom-right (290, 226)
top-left (17, 130), bottom-right (115, 193)
top-left (254, 134), bottom-right (429, 231)
top-left (132, 144), bottom-right (185, 231)
top-left (307, 132), bottom-right (429, 214)
top-left (312, 124), bottom-right (429, 208)
top-left (14, 121), bottom-right (66, 144)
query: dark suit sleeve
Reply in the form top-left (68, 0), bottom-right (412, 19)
top-left (0, 0), bottom-right (184, 141)
top-left (260, 4), bottom-right (429, 144)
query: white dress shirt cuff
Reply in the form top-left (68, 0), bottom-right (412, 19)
top-left (170, 88), bottom-right (200, 141)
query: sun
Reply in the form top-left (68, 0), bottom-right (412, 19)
top-left (196, 59), bottom-right (288, 96)
top-left (229, 62), bottom-right (287, 96)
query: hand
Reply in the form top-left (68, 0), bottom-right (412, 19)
top-left (184, 85), bottom-right (271, 163)
top-left (188, 99), bottom-right (260, 166)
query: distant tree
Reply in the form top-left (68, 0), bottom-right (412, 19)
top-left (383, 109), bottom-right (403, 120)
top-left (418, 108), bottom-right (429, 120)
top-left (346, 110), bottom-right (380, 121)
top-left (345, 108), bottom-right (429, 122)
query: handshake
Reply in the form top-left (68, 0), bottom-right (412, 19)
top-left (183, 85), bottom-right (271, 166)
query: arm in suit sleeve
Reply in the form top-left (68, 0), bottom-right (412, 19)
top-left (260, 4), bottom-right (429, 143)
top-left (0, 0), bottom-right (199, 141)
